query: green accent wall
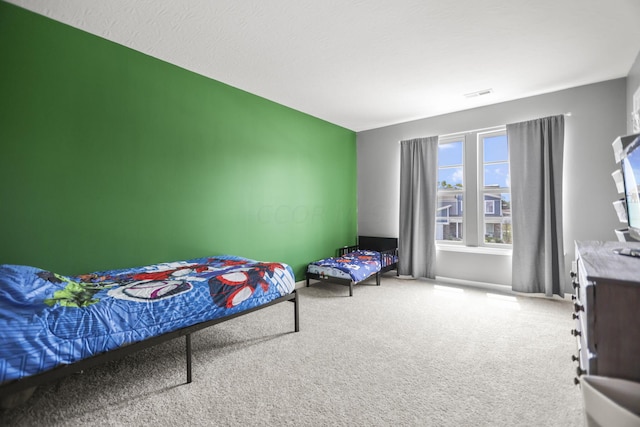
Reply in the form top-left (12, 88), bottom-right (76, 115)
top-left (0, 2), bottom-right (357, 279)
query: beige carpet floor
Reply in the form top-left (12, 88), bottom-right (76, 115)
top-left (1, 274), bottom-right (584, 426)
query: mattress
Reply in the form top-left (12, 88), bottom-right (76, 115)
top-left (0, 255), bottom-right (295, 385)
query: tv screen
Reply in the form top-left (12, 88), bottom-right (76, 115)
top-left (621, 136), bottom-right (640, 241)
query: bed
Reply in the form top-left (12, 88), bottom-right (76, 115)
top-left (306, 236), bottom-right (398, 296)
top-left (0, 255), bottom-right (299, 407)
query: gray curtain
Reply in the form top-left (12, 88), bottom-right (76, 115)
top-left (507, 115), bottom-right (565, 297)
top-left (399, 136), bottom-right (438, 279)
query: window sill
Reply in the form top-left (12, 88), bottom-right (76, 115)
top-left (436, 244), bottom-right (512, 256)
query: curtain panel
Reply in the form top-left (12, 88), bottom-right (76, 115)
top-left (507, 115), bottom-right (565, 297)
top-left (399, 136), bottom-right (438, 279)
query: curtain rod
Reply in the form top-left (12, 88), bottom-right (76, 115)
top-left (398, 112), bottom-right (571, 142)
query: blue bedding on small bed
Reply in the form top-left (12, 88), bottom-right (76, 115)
top-left (307, 250), bottom-right (385, 283)
top-left (0, 256), bottom-right (295, 385)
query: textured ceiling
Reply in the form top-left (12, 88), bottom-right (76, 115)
top-left (6, 0), bottom-right (640, 131)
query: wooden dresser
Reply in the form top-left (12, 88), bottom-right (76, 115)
top-left (571, 241), bottom-right (640, 384)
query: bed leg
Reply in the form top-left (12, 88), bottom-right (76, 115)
top-left (376, 272), bottom-right (381, 286)
top-left (294, 291), bottom-right (300, 332)
top-left (349, 283), bottom-right (353, 297)
top-left (186, 333), bottom-right (192, 384)
top-left (306, 275), bottom-right (310, 287)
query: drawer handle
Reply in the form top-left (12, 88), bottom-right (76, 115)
top-left (570, 271), bottom-right (576, 278)
top-left (576, 366), bottom-right (586, 376)
top-left (574, 377), bottom-right (580, 385)
top-left (572, 313), bottom-right (579, 320)
top-left (571, 329), bottom-right (581, 337)
top-left (572, 281), bottom-right (579, 289)
top-left (574, 303), bottom-right (584, 312)
top-left (571, 355), bottom-right (579, 362)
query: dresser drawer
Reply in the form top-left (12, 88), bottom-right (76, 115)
top-left (575, 258), bottom-right (596, 356)
top-left (573, 310), bottom-right (595, 377)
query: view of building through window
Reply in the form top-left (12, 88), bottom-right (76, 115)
top-left (481, 133), bottom-right (511, 244)
top-left (436, 130), bottom-right (511, 246)
top-left (436, 139), bottom-right (464, 241)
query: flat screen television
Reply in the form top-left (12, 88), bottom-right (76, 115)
top-left (620, 135), bottom-right (640, 242)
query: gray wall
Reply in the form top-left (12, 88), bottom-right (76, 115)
top-left (357, 79), bottom-right (627, 289)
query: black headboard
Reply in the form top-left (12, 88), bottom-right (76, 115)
top-left (358, 236), bottom-right (398, 252)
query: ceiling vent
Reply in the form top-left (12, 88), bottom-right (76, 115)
top-left (464, 89), bottom-right (493, 98)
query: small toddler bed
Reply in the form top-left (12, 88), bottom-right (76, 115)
top-left (0, 255), bottom-right (299, 406)
top-left (306, 236), bottom-right (398, 296)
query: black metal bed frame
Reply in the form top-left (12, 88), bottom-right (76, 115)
top-left (305, 236), bottom-right (399, 296)
top-left (0, 290), bottom-right (299, 400)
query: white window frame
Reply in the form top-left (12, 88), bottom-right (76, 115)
top-left (477, 128), bottom-right (511, 248)
top-left (436, 126), bottom-right (511, 251)
top-left (436, 136), bottom-right (465, 245)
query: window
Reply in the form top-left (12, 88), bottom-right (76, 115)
top-left (484, 199), bottom-right (495, 215)
top-left (436, 128), bottom-right (511, 248)
top-left (480, 131), bottom-right (511, 245)
top-left (436, 139), bottom-right (464, 242)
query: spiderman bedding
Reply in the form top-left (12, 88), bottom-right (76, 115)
top-left (0, 255), bottom-right (295, 385)
top-left (306, 250), bottom-right (389, 283)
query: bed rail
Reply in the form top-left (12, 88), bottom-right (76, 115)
top-left (379, 247), bottom-right (398, 273)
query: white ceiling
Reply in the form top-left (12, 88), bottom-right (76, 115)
top-left (7, 0), bottom-right (640, 131)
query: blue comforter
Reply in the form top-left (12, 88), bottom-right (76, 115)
top-left (307, 250), bottom-right (384, 283)
top-left (0, 256), bottom-right (295, 385)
